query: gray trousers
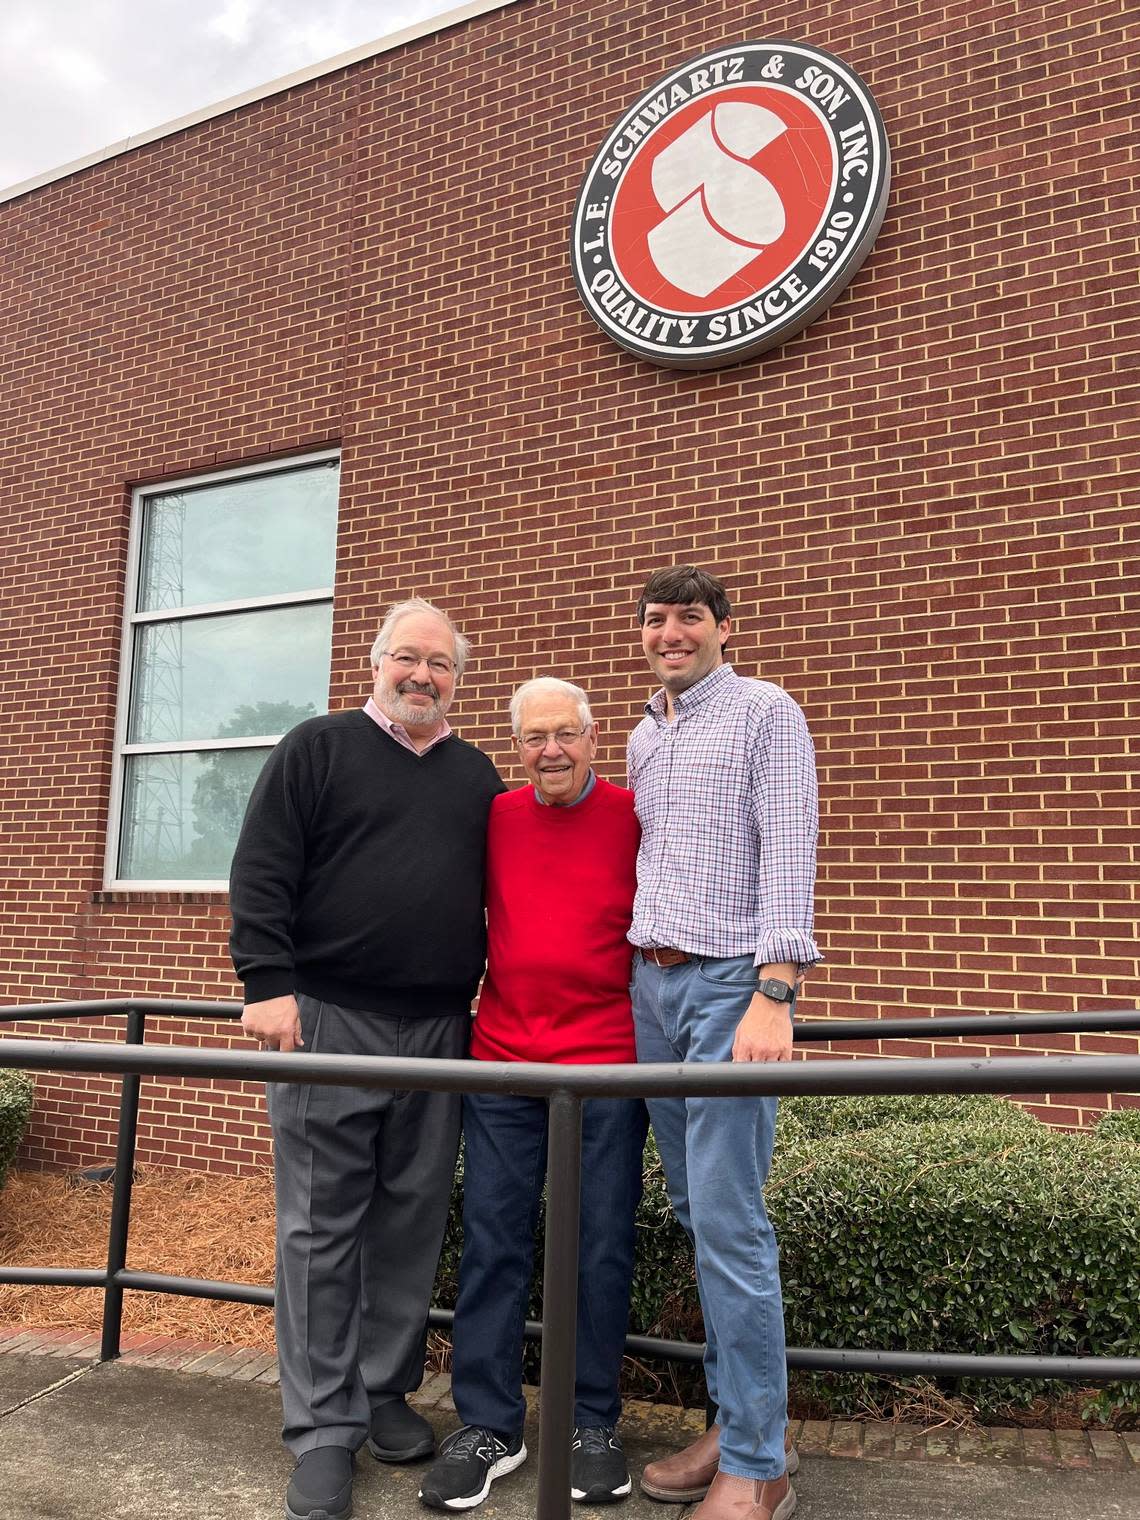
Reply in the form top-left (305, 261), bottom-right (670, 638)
top-left (267, 995), bottom-right (466, 1455)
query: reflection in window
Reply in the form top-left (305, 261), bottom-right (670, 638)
top-left (120, 749), bottom-right (279, 881)
top-left (128, 604), bottom-right (333, 744)
top-left (137, 466), bottom-right (338, 611)
top-left (110, 455), bottom-right (339, 886)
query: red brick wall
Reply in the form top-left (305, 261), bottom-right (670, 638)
top-left (1, 0), bottom-right (1137, 1170)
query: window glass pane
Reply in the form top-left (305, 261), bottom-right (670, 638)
top-left (137, 461), bottom-right (339, 611)
top-left (118, 749), bottom-right (274, 882)
top-left (128, 602), bottom-right (332, 744)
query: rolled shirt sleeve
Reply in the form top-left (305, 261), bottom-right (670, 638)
top-left (750, 693), bottom-right (822, 970)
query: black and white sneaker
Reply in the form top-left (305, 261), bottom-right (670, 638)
top-left (571, 1425), bottom-right (632, 1504)
top-left (418, 1424), bottom-right (527, 1510)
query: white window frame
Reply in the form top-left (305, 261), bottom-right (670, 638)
top-left (105, 450), bottom-right (339, 891)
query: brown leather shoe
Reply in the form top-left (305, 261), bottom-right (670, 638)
top-left (691, 1470), bottom-right (797, 1520)
top-left (640, 1426), bottom-right (798, 1503)
top-left (784, 1429), bottom-right (798, 1477)
top-left (641, 1422), bottom-right (719, 1502)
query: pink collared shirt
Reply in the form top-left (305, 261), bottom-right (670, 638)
top-left (363, 696), bottom-right (452, 756)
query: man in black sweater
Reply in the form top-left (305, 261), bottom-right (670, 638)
top-left (230, 598), bottom-right (504, 1520)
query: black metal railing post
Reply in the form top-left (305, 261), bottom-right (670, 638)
top-left (99, 1006), bottom-right (146, 1361)
top-left (536, 1089), bottom-right (583, 1520)
top-left (3, 1002), bottom-right (1140, 1400)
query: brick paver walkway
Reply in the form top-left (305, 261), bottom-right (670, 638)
top-left (3, 1323), bottom-right (1137, 1473)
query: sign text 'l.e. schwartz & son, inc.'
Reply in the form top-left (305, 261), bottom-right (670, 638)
top-left (570, 40), bottom-right (891, 370)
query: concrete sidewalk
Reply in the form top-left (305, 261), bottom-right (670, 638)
top-left (1, 1335), bottom-right (1138, 1520)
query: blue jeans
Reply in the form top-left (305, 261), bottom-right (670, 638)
top-left (632, 954), bottom-right (787, 1481)
top-left (449, 1090), bottom-right (648, 1436)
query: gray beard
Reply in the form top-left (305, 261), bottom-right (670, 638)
top-left (387, 690), bottom-right (446, 728)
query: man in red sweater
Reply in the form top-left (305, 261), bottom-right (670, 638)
top-left (419, 678), bottom-right (647, 1512)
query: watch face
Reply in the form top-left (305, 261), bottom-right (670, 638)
top-left (761, 978), bottom-right (794, 1003)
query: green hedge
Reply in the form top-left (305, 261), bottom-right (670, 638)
top-left (777, 1092), bottom-right (1039, 1142)
top-left (0, 1070), bottom-right (34, 1187)
top-left (1095, 1107), bottom-right (1140, 1143)
top-left (771, 1117), bottom-right (1140, 1421)
top-left (436, 1095), bottom-right (1140, 1420)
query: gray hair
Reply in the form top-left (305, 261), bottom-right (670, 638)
top-left (369, 597), bottom-right (471, 676)
top-left (509, 677), bottom-right (594, 737)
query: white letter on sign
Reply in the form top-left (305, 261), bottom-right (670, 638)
top-left (647, 104), bottom-right (787, 297)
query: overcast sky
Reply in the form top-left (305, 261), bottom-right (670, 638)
top-left (1, 0), bottom-right (463, 192)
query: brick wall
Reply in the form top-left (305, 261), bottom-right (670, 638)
top-left (1, 0), bottom-right (1137, 1170)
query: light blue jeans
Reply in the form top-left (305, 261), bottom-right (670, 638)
top-left (631, 953), bottom-right (787, 1481)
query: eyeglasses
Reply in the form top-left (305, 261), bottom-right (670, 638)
top-left (518, 726), bottom-right (589, 751)
top-left (383, 651), bottom-right (456, 677)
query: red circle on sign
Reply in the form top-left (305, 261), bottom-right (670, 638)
top-left (610, 85), bottom-right (835, 313)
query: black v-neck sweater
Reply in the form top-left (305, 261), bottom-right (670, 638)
top-left (229, 709), bottom-right (504, 1016)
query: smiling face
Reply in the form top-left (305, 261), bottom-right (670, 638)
top-left (640, 600), bottom-right (731, 698)
top-left (370, 611), bottom-right (458, 734)
top-left (516, 687), bottom-right (598, 805)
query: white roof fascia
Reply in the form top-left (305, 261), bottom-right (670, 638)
top-left (1, 0), bottom-right (523, 207)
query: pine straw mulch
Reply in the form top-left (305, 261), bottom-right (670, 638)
top-left (0, 1167), bottom-right (278, 1350)
top-left (0, 1169), bottom-right (1127, 1431)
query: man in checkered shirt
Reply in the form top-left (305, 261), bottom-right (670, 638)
top-left (628, 566), bottom-right (821, 1520)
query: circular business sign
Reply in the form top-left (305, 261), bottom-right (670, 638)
top-left (570, 40), bottom-right (891, 369)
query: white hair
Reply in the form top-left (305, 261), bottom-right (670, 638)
top-left (369, 597), bottom-right (471, 676)
top-left (509, 677), bottom-right (594, 737)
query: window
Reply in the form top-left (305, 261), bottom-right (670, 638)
top-left (107, 453), bottom-right (340, 888)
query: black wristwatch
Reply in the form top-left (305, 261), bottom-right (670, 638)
top-left (757, 977), bottom-right (796, 1005)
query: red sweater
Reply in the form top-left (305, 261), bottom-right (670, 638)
top-left (472, 776), bottom-right (641, 1064)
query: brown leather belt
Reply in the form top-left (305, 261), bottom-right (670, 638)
top-left (639, 946), bottom-right (691, 967)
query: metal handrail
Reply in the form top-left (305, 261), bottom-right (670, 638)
top-left (2, 1002), bottom-right (1140, 1519)
top-left (7, 996), bottom-right (1140, 1036)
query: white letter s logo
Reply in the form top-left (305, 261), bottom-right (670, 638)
top-left (647, 104), bottom-right (787, 297)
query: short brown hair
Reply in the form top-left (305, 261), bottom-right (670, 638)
top-left (635, 565), bottom-right (732, 625)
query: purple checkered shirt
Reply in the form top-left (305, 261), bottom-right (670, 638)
top-left (627, 663), bottom-right (822, 968)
